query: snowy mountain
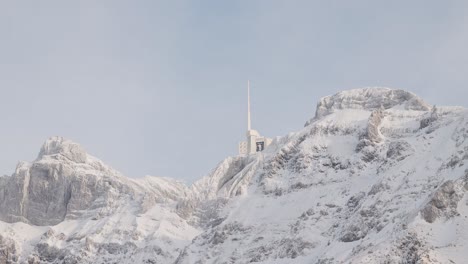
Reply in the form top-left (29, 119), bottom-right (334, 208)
top-left (1, 87), bottom-right (467, 264)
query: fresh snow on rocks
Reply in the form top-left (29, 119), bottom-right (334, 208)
top-left (0, 87), bottom-right (467, 264)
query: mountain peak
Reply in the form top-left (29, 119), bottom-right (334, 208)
top-left (314, 87), bottom-right (431, 119)
top-left (37, 136), bottom-right (87, 163)
top-left (0, 88), bottom-right (467, 263)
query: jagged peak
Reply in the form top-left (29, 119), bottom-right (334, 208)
top-left (37, 136), bottom-right (88, 163)
top-left (313, 87), bottom-right (431, 119)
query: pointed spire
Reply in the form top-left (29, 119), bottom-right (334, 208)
top-left (247, 80), bottom-right (251, 131)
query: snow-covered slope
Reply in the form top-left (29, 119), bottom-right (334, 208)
top-left (1, 88), bottom-right (467, 264)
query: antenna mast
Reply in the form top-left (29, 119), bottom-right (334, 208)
top-left (247, 80), bottom-right (251, 131)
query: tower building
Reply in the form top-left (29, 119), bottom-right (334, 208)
top-left (238, 81), bottom-right (272, 155)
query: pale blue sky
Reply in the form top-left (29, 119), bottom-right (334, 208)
top-left (1, 1), bottom-right (467, 182)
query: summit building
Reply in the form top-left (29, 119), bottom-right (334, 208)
top-left (238, 80), bottom-right (272, 155)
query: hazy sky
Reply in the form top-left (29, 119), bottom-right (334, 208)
top-left (1, 1), bottom-right (467, 183)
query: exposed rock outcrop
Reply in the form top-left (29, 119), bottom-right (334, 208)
top-left (421, 179), bottom-right (465, 223)
top-left (310, 87), bottom-right (430, 121)
top-left (419, 105), bottom-right (439, 130)
top-left (0, 235), bottom-right (18, 264)
top-left (367, 108), bottom-right (385, 144)
top-left (37, 136), bottom-right (87, 163)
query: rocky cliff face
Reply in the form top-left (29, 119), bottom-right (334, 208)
top-left (0, 137), bottom-right (187, 226)
top-left (0, 88), bottom-right (467, 264)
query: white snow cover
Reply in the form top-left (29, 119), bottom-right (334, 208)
top-left (0, 87), bottom-right (467, 264)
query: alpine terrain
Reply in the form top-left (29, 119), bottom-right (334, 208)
top-left (0, 87), bottom-right (467, 264)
